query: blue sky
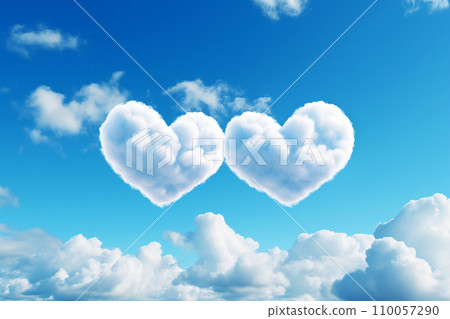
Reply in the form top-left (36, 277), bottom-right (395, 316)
top-left (0, 0), bottom-right (449, 300)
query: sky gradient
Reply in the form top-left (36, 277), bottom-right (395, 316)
top-left (0, 0), bottom-right (449, 300)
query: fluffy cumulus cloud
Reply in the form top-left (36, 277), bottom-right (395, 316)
top-left (0, 224), bottom-right (213, 300)
top-left (333, 193), bottom-right (450, 300)
top-left (253, 0), bottom-right (308, 20)
top-left (7, 25), bottom-right (79, 57)
top-left (99, 101), bottom-right (224, 207)
top-left (404, 0), bottom-right (449, 13)
top-left (0, 187), bottom-right (19, 209)
top-left (224, 101), bottom-right (355, 206)
top-left (375, 194), bottom-right (450, 271)
top-left (167, 79), bottom-right (272, 118)
top-left (28, 72), bottom-right (127, 141)
top-left (333, 238), bottom-right (440, 301)
top-left (169, 213), bottom-right (372, 300)
top-left (0, 194), bottom-right (449, 300)
top-left (0, 213), bottom-right (370, 301)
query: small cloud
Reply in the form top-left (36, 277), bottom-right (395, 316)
top-left (7, 24), bottom-right (80, 57)
top-left (0, 186), bottom-right (19, 209)
top-left (164, 231), bottom-right (194, 250)
top-left (0, 87), bottom-right (10, 94)
top-left (110, 71), bottom-right (125, 83)
top-left (167, 79), bottom-right (229, 115)
top-left (27, 72), bottom-right (127, 139)
top-left (28, 129), bottom-right (50, 144)
top-left (252, 0), bottom-right (308, 20)
top-left (167, 79), bottom-right (271, 119)
top-left (404, 0), bottom-right (449, 13)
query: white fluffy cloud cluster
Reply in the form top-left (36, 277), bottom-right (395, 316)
top-left (0, 214), bottom-right (369, 301)
top-left (100, 101), bottom-right (224, 206)
top-left (8, 25), bottom-right (79, 57)
top-left (0, 194), bottom-right (449, 300)
top-left (0, 224), bottom-right (213, 300)
top-left (333, 194), bottom-right (450, 300)
top-left (224, 101), bottom-right (355, 206)
top-left (28, 72), bottom-right (127, 142)
top-left (167, 79), bottom-right (272, 118)
top-left (0, 186), bottom-right (19, 209)
top-left (253, 0), bottom-right (307, 20)
top-left (168, 213), bottom-right (372, 300)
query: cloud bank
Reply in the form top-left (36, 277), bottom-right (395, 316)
top-left (0, 193), bottom-right (448, 300)
top-left (253, 0), bottom-right (308, 20)
top-left (0, 224), bottom-right (213, 300)
top-left (168, 213), bottom-right (371, 300)
top-left (0, 214), bottom-right (369, 301)
top-left (7, 25), bottom-right (79, 57)
top-left (28, 72), bottom-right (127, 142)
top-left (404, 0), bottom-right (449, 13)
top-left (224, 101), bottom-right (355, 206)
top-left (99, 101), bottom-right (224, 207)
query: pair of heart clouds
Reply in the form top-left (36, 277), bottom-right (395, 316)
top-left (99, 101), bottom-right (355, 207)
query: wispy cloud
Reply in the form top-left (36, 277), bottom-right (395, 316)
top-left (252, 0), bottom-right (308, 20)
top-left (7, 25), bottom-right (80, 57)
top-left (167, 79), bottom-right (272, 118)
top-left (0, 194), bottom-right (448, 300)
top-left (404, 0), bottom-right (449, 13)
top-left (0, 186), bottom-right (19, 209)
top-left (28, 129), bottom-right (50, 145)
top-left (251, 0), bottom-right (449, 19)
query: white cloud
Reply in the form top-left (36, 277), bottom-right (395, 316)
top-left (7, 25), bottom-right (79, 57)
top-left (168, 80), bottom-right (228, 115)
top-left (167, 79), bottom-right (271, 118)
top-left (28, 72), bottom-right (127, 138)
top-left (172, 213), bottom-right (372, 300)
top-left (1, 194), bottom-right (449, 300)
top-left (282, 231), bottom-right (373, 300)
top-left (224, 101), bottom-right (355, 206)
top-left (253, 0), bottom-right (307, 20)
top-left (99, 101), bottom-right (224, 207)
top-left (28, 129), bottom-right (49, 144)
top-left (375, 194), bottom-right (450, 271)
top-left (333, 193), bottom-right (450, 300)
top-left (333, 238), bottom-right (441, 300)
top-left (0, 225), bottom-right (214, 300)
top-left (163, 231), bottom-right (194, 250)
top-left (0, 187), bottom-right (19, 209)
top-left (404, 0), bottom-right (449, 13)
top-left (0, 213), bottom-right (369, 301)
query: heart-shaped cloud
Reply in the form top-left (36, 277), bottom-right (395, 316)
top-left (100, 101), bottom-right (224, 206)
top-left (224, 101), bottom-right (354, 206)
